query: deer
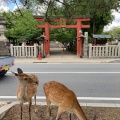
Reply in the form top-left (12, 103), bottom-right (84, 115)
top-left (43, 81), bottom-right (88, 120)
top-left (12, 68), bottom-right (39, 120)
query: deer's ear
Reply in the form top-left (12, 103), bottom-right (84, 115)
top-left (17, 68), bottom-right (23, 74)
top-left (11, 71), bottom-right (18, 76)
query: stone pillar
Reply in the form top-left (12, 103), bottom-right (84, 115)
top-left (82, 32), bottom-right (88, 58)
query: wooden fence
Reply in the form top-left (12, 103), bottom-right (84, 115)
top-left (10, 43), bottom-right (120, 58)
top-left (10, 43), bottom-right (39, 58)
top-left (89, 43), bottom-right (120, 58)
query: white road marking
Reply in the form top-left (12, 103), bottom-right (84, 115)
top-left (7, 72), bottom-right (120, 74)
top-left (1, 96), bottom-right (120, 101)
top-left (16, 63), bottom-right (120, 64)
top-left (33, 63), bottom-right (62, 64)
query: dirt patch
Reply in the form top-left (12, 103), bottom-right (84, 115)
top-left (2, 104), bottom-right (120, 120)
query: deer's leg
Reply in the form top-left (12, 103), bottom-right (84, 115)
top-left (56, 107), bottom-right (64, 120)
top-left (29, 100), bottom-right (32, 120)
top-left (20, 103), bottom-right (23, 120)
top-left (34, 95), bottom-right (37, 112)
top-left (46, 96), bottom-right (51, 118)
top-left (68, 112), bottom-right (72, 120)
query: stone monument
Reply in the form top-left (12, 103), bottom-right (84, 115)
top-left (82, 32), bottom-right (88, 58)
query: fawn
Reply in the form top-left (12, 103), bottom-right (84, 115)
top-left (43, 81), bottom-right (88, 120)
top-left (12, 68), bottom-right (39, 120)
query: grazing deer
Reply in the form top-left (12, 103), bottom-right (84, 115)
top-left (43, 81), bottom-right (88, 120)
top-left (12, 68), bottom-right (39, 120)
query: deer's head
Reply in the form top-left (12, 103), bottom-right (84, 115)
top-left (12, 68), bottom-right (36, 85)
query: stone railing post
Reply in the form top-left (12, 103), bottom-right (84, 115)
top-left (105, 43), bottom-right (108, 57)
top-left (22, 42), bottom-right (25, 57)
top-left (34, 43), bottom-right (37, 57)
top-left (10, 44), bottom-right (13, 56)
top-left (83, 32), bottom-right (88, 58)
top-left (89, 43), bottom-right (92, 58)
top-left (118, 43), bottom-right (120, 57)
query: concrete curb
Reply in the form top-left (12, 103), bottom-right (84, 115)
top-left (0, 102), bottom-right (15, 120)
top-left (80, 103), bottom-right (120, 107)
top-left (1, 102), bottom-right (120, 119)
top-left (14, 58), bottom-right (120, 63)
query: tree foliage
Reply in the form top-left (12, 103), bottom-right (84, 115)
top-left (3, 9), bottom-right (41, 43)
top-left (50, 28), bottom-right (76, 43)
top-left (104, 27), bottom-right (120, 40)
top-left (20, 0), bottom-right (119, 34)
top-left (2, 0), bottom-right (120, 43)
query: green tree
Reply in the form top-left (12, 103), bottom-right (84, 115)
top-left (50, 28), bottom-right (76, 43)
top-left (109, 27), bottom-right (120, 40)
top-left (24, 0), bottom-right (119, 35)
top-left (3, 0), bottom-right (120, 42)
top-left (3, 8), bottom-right (41, 43)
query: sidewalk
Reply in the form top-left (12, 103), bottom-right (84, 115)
top-left (14, 49), bottom-right (120, 63)
top-left (14, 57), bottom-right (120, 63)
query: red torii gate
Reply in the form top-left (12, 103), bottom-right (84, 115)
top-left (34, 16), bottom-right (90, 57)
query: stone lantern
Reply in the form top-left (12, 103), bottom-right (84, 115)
top-left (0, 16), bottom-right (10, 56)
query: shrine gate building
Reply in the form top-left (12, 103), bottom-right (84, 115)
top-left (34, 16), bottom-right (90, 57)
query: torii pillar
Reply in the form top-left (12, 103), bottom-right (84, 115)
top-left (77, 20), bottom-right (82, 56)
top-left (45, 22), bottom-right (50, 56)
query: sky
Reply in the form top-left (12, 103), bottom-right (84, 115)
top-left (0, 0), bottom-right (120, 31)
top-left (104, 10), bottom-right (120, 31)
top-left (0, 0), bottom-right (22, 11)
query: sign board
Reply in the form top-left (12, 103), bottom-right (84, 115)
top-left (60, 18), bottom-right (66, 27)
top-left (93, 34), bottom-right (111, 38)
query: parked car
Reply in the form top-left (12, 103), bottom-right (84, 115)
top-left (0, 16), bottom-right (14, 76)
top-left (0, 56), bottom-right (14, 76)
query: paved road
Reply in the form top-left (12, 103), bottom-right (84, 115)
top-left (0, 63), bottom-right (120, 104)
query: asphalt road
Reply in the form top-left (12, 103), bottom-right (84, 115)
top-left (0, 63), bottom-right (120, 104)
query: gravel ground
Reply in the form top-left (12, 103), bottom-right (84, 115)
top-left (2, 104), bottom-right (120, 120)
